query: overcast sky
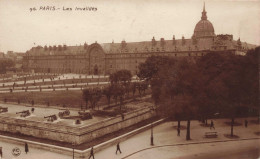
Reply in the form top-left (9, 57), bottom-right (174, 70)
top-left (0, 0), bottom-right (259, 53)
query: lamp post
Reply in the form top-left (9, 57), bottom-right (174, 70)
top-left (150, 107), bottom-right (156, 146)
top-left (150, 123), bottom-right (154, 146)
top-left (72, 142), bottom-right (75, 159)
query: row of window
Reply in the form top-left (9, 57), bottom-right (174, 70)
top-left (29, 52), bottom-right (206, 69)
top-left (30, 52), bottom-right (206, 61)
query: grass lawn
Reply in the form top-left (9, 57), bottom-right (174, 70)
top-left (0, 91), bottom-right (84, 108)
top-left (0, 88), bottom-right (152, 109)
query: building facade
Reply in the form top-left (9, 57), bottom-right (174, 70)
top-left (23, 4), bottom-right (256, 75)
top-left (0, 52), bottom-right (4, 58)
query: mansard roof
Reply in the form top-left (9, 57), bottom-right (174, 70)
top-left (26, 36), bottom-right (256, 56)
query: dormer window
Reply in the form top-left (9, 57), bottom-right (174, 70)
top-left (160, 38), bottom-right (165, 48)
top-left (121, 40), bottom-right (127, 49)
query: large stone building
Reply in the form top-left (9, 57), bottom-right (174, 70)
top-left (0, 52), bottom-right (4, 58)
top-left (23, 4), bottom-right (256, 75)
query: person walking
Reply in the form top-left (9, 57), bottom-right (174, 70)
top-left (121, 113), bottom-right (125, 121)
top-left (25, 143), bottom-right (29, 154)
top-left (89, 147), bottom-right (94, 159)
top-left (210, 120), bottom-right (215, 130)
top-left (116, 142), bottom-right (122, 154)
top-left (177, 127), bottom-right (180, 136)
top-left (0, 147), bottom-right (2, 158)
top-left (245, 119), bottom-right (248, 128)
top-left (31, 108), bottom-right (35, 113)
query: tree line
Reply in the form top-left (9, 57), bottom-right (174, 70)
top-left (0, 58), bottom-right (15, 74)
top-left (138, 47), bottom-right (259, 139)
top-left (82, 69), bottom-right (148, 111)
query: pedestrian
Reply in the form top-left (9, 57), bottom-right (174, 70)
top-left (25, 143), bottom-right (29, 154)
top-left (210, 120), bottom-right (215, 130)
top-left (31, 108), bottom-right (35, 113)
top-left (121, 113), bottom-right (125, 120)
top-left (177, 127), bottom-right (180, 136)
top-left (0, 147), bottom-right (2, 158)
top-left (245, 119), bottom-right (248, 128)
top-left (116, 142), bottom-right (122, 154)
top-left (89, 147), bottom-right (94, 159)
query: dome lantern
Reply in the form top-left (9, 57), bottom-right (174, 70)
top-left (201, 2), bottom-right (207, 20)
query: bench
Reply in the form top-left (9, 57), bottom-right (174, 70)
top-left (204, 132), bottom-right (218, 138)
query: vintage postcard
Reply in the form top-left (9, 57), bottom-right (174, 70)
top-left (0, 0), bottom-right (259, 159)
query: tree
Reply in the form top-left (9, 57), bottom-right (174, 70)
top-left (103, 85), bottom-right (112, 105)
top-left (118, 85), bottom-right (126, 110)
top-left (197, 51), bottom-right (259, 137)
top-left (221, 55), bottom-right (245, 136)
top-left (83, 88), bottom-right (102, 110)
top-left (131, 82), bottom-right (137, 99)
top-left (111, 84), bottom-right (122, 105)
top-left (136, 82), bottom-right (148, 97)
top-left (244, 47), bottom-right (259, 119)
top-left (196, 52), bottom-right (229, 123)
top-left (82, 89), bottom-right (91, 109)
top-left (89, 88), bottom-right (102, 110)
top-left (149, 57), bottom-right (199, 140)
top-left (144, 50), bottom-right (258, 139)
top-left (167, 58), bottom-right (199, 140)
top-left (109, 70), bottom-right (132, 110)
top-left (137, 56), bottom-right (169, 81)
top-left (125, 82), bottom-right (131, 97)
top-left (109, 69), bottom-right (132, 85)
top-left (0, 58), bottom-right (15, 74)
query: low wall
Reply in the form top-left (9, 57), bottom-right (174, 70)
top-left (0, 107), bottom-right (155, 144)
top-left (0, 119), bottom-right (165, 159)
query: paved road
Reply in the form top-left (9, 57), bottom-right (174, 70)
top-left (0, 118), bottom-right (259, 159)
top-left (176, 139), bottom-right (260, 159)
top-left (0, 140), bottom-right (71, 159)
top-left (122, 139), bottom-right (260, 159)
top-left (93, 118), bottom-right (260, 159)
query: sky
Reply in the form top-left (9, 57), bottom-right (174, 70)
top-left (0, 0), bottom-right (259, 53)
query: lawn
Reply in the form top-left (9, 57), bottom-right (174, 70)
top-left (0, 88), bottom-right (152, 110)
top-left (0, 90), bottom-right (84, 108)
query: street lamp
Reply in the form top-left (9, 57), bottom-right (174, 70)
top-left (150, 123), bottom-right (154, 146)
top-left (72, 142), bottom-right (75, 159)
top-left (150, 107), bottom-right (156, 146)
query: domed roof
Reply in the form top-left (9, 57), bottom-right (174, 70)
top-left (193, 20), bottom-right (215, 38)
top-left (193, 3), bottom-right (215, 38)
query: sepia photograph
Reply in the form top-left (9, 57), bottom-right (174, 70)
top-left (0, 0), bottom-right (259, 158)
